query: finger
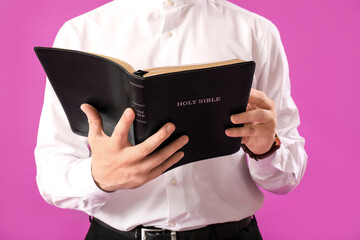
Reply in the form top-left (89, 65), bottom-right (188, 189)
top-left (248, 89), bottom-right (274, 110)
top-left (231, 109), bottom-right (274, 124)
top-left (132, 123), bottom-right (176, 159)
top-left (141, 135), bottom-right (189, 172)
top-left (246, 103), bottom-right (256, 111)
top-left (148, 151), bottom-right (185, 180)
top-left (111, 108), bottom-right (135, 145)
top-left (225, 124), bottom-right (274, 138)
top-left (80, 104), bottom-right (105, 138)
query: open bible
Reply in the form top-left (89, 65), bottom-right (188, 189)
top-left (34, 47), bottom-right (255, 170)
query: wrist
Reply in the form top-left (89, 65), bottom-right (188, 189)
top-left (91, 163), bottom-right (116, 193)
top-left (242, 133), bottom-right (281, 160)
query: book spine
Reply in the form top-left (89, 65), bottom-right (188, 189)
top-left (129, 76), bottom-right (147, 144)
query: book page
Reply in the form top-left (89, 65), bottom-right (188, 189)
top-left (142, 59), bottom-right (245, 77)
top-left (93, 53), bottom-right (135, 74)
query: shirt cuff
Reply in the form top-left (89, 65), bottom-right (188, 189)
top-left (247, 146), bottom-right (279, 174)
top-left (248, 144), bottom-right (299, 183)
top-left (74, 157), bottom-right (113, 198)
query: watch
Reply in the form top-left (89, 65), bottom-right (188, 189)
top-left (241, 133), bottom-right (281, 161)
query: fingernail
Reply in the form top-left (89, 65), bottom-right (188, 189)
top-left (167, 124), bottom-right (175, 132)
top-left (231, 115), bottom-right (238, 123)
top-left (125, 109), bottom-right (132, 118)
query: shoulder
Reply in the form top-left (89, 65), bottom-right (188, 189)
top-left (211, 0), bottom-right (279, 38)
top-left (53, 1), bottom-right (124, 48)
top-left (211, 0), bottom-right (272, 25)
top-left (61, 1), bottom-right (120, 30)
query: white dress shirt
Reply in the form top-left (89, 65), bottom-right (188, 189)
top-left (35, 0), bottom-right (307, 231)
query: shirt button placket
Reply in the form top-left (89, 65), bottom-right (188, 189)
top-left (165, 31), bottom-right (173, 38)
top-left (165, 173), bottom-right (184, 230)
top-left (166, 0), bottom-right (175, 7)
top-left (171, 178), bottom-right (178, 185)
top-left (161, 0), bottom-right (178, 66)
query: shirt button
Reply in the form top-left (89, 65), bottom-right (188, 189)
top-left (166, 0), bottom-right (174, 6)
top-left (165, 31), bottom-right (173, 38)
top-left (170, 178), bottom-right (178, 185)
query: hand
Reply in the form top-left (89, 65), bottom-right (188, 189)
top-left (80, 104), bottom-right (189, 192)
top-left (225, 89), bottom-right (277, 155)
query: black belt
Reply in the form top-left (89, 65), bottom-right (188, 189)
top-left (91, 216), bottom-right (253, 240)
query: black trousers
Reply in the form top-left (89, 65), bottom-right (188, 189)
top-left (85, 217), bottom-right (263, 240)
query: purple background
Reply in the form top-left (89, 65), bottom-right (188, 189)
top-left (0, 0), bottom-right (359, 239)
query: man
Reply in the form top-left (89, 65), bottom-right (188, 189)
top-left (35, 0), bottom-right (307, 239)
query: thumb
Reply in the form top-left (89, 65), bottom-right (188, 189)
top-left (111, 108), bottom-right (135, 146)
top-left (80, 104), bottom-right (105, 138)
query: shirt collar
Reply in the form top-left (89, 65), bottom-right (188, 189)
top-left (114, 0), bottom-right (198, 8)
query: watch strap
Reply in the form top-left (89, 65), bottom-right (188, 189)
top-left (241, 133), bottom-right (281, 161)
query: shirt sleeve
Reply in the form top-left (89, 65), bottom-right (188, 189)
top-left (34, 22), bottom-right (111, 215)
top-left (247, 22), bottom-right (308, 194)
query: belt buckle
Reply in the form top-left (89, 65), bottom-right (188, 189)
top-left (140, 228), bottom-right (177, 240)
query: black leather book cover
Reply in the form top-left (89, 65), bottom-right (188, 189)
top-left (34, 47), bottom-right (255, 171)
